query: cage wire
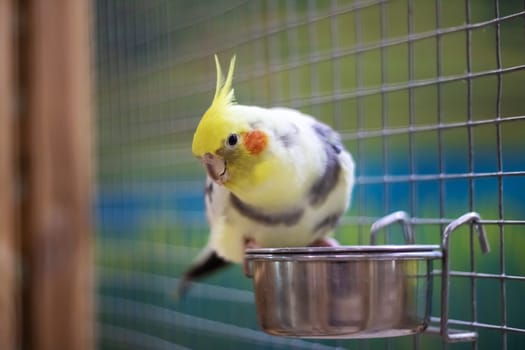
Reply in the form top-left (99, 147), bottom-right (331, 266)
top-left (94, 0), bottom-right (525, 349)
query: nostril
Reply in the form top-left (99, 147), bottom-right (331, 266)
top-left (203, 153), bottom-right (214, 163)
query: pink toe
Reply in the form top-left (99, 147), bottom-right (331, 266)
top-left (309, 237), bottom-right (340, 247)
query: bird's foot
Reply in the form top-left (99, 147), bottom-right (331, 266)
top-left (243, 236), bottom-right (260, 276)
top-left (244, 236), bottom-right (261, 250)
top-left (308, 237), bottom-right (341, 247)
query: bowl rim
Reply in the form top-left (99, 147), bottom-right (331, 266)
top-left (245, 244), bottom-right (441, 255)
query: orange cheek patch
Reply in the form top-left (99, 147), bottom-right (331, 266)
top-left (243, 130), bottom-right (268, 155)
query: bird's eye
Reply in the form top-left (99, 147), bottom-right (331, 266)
top-left (226, 133), bottom-right (239, 148)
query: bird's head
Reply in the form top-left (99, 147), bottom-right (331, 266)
top-left (192, 55), bottom-right (269, 188)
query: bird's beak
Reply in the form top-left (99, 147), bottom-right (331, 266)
top-left (201, 153), bottom-right (228, 185)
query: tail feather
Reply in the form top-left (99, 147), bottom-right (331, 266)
top-left (176, 250), bottom-right (231, 299)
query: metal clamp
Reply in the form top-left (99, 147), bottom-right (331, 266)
top-left (371, 211), bottom-right (491, 343)
top-left (439, 212), bottom-right (491, 342)
top-left (370, 211), bottom-right (415, 244)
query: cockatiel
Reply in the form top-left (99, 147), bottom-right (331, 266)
top-left (178, 55), bottom-right (355, 296)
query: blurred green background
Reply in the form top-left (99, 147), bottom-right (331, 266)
top-left (94, 0), bottom-right (525, 349)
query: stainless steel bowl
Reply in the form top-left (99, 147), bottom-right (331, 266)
top-left (245, 245), bottom-right (442, 339)
top-left (244, 212), bottom-right (491, 341)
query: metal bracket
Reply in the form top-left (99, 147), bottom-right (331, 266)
top-left (370, 211), bottom-right (414, 244)
top-left (439, 212), bottom-right (491, 342)
top-left (371, 211), bottom-right (490, 343)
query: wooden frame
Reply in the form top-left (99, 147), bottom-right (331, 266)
top-left (1, 0), bottom-right (94, 349)
top-left (0, 0), bottom-right (18, 348)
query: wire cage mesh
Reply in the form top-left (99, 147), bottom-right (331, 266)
top-left (94, 0), bottom-right (525, 349)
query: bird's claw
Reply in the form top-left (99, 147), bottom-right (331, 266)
top-left (308, 237), bottom-right (341, 247)
top-left (243, 236), bottom-right (260, 276)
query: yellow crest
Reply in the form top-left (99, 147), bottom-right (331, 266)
top-left (192, 55), bottom-right (238, 156)
top-left (210, 54), bottom-right (236, 111)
